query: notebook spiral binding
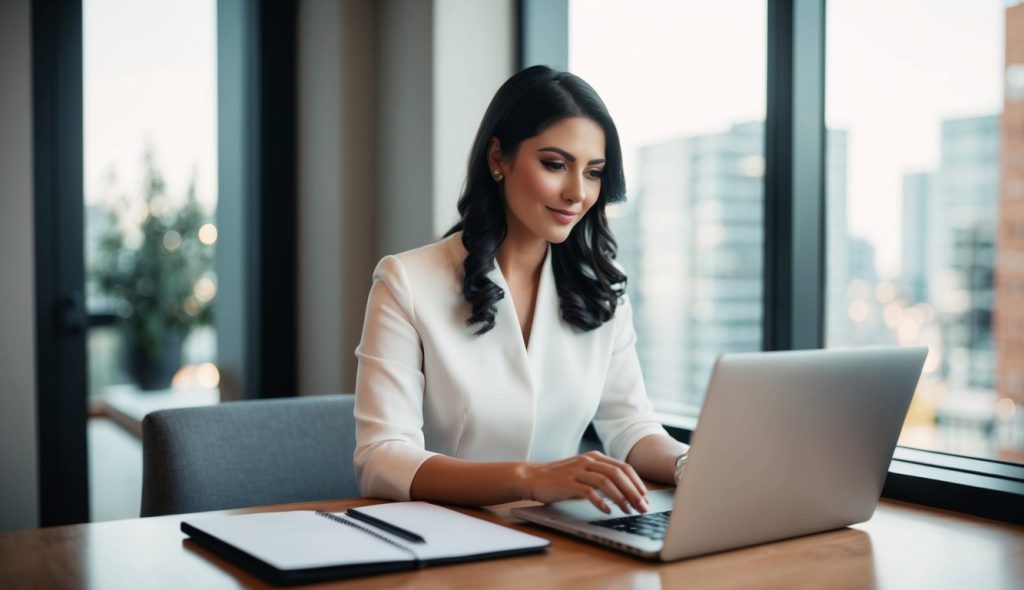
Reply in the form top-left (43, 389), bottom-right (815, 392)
top-left (315, 510), bottom-right (420, 561)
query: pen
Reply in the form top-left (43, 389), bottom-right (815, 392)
top-left (345, 508), bottom-right (427, 544)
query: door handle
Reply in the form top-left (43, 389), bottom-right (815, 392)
top-left (59, 291), bottom-right (86, 334)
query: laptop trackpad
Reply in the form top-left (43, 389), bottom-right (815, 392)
top-left (546, 488), bottom-right (676, 522)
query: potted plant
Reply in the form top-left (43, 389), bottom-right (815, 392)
top-left (90, 150), bottom-right (215, 390)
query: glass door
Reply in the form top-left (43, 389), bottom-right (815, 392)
top-left (83, 0), bottom-right (219, 521)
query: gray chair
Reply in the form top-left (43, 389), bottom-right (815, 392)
top-left (141, 394), bottom-right (359, 517)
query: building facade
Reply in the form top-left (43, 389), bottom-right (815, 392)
top-left (999, 2), bottom-right (1024, 407)
top-left (901, 171), bottom-right (934, 305)
top-left (931, 114), bottom-right (1000, 390)
top-left (614, 122), bottom-right (847, 412)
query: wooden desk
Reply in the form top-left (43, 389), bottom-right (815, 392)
top-left (1, 498), bottom-right (1021, 589)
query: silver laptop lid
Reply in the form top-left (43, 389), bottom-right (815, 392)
top-left (662, 346), bottom-right (927, 560)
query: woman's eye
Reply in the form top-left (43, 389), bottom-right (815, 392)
top-left (586, 169), bottom-right (604, 180)
top-left (542, 160), bottom-right (567, 172)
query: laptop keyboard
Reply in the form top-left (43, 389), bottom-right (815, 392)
top-left (590, 510), bottom-right (672, 541)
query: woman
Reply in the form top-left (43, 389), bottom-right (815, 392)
top-left (354, 65), bottom-right (688, 515)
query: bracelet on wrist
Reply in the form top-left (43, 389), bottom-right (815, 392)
top-left (674, 447), bottom-right (690, 471)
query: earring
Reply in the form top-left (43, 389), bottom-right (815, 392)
top-left (492, 169), bottom-right (503, 181)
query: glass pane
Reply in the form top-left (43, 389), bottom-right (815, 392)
top-left (826, 1), bottom-right (1024, 463)
top-left (83, 0), bottom-right (219, 520)
top-left (569, 0), bottom-right (767, 415)
top-left (84, 0), bottom-right (219, 400)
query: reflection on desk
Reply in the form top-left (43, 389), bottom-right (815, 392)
top-left (0, 498), bottom-right (1021, 589)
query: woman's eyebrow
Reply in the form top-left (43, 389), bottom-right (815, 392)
top-left (538, 146), bottom-right (606, 166)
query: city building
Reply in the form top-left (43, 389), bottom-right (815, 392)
top-left (901, 171), bottom-right (934, 304)
top-left (931, 114), bottom-right (1000, 390)
top-left (615, 122), bottom-right (847, 412)
top-left (998, 2), bottom-right (1024, 408)
top-left (826, 128), bottom-right (851, 347)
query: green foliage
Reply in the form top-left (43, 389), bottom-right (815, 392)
top-left (90, 148), bottom-right (215, 364)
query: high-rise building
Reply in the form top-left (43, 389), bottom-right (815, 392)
top-left (901, 171), bottom-right (934, 304)
top-left (947, 222), bottom-right (997, 387)
top-left (826, 129), bottom-right (851, 347)
top-left (848, 236), bottom-right (878, 286)
top-left (843, 236), bottom-right (890, 347)
top-left (612, 139), bottom-right (688, 410)
top-left (931, 114), bottom-right (1000, 390)
top-left (998, 3), bottom-right (1024, 406)
top-left (614, 122), bottom-right (847, 412)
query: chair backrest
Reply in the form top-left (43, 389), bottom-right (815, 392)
top-left (141, 394), bottom-right (359, 517)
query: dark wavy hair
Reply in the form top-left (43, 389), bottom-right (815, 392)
top-left (445, 65), bottom-right (627, 335)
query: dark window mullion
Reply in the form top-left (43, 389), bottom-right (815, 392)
top-left (32, 0), bottom-right (89, 526)
top-left (216, 0), bottom-right (297, 400)
top-left (764, 0), bottom-right (827, 352)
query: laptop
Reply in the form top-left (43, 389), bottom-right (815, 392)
top-left (512, 346), bottom-right (928, 561)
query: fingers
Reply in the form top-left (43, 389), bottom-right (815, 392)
top-left (585, 450), bottom-right (647, 508)
top-left (531, 452), bottom-right (650, 514)
top-left (577, 471), bottom-right (632, 514)
top-left (583, 451), bottom-right (647, 496)
top-left (577, 453), bottom-right (648, 513)
top-left (579, 484), bottom-right (611, 514)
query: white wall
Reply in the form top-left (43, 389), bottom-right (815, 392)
top-left (297, 0), bottom-right (379, 396)
top-left (0, 0), bottom-right (40, 531)
top-left (377, 0), bottom-right (437, 256)
top-left (296, 0), bottom-right (515, 395)
top-left (432, 0), bottom-right (516, 237)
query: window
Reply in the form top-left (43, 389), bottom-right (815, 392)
top-left (83, 0), bottom-right (219, 522)
top-left (826, 0), bottom-right (1024, 465)
top-left (84, 0), bottom-right (219, 401)
top-left (532, 0), bottom-right (1024, 522)
top-left (569, 0), bottom-right (767, 416)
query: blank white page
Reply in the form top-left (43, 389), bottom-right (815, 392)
top-left (349, 502), bottom-right (549, 561)
top-left (184, 511), bottom-right (412, 570)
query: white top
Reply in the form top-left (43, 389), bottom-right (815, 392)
top-left (353, 232), bottom-right (667, 500)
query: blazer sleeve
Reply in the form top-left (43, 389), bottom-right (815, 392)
top-left (353, 255), bottom-right (439, 500)
top-left (592, 295), bottom-right (669, 461)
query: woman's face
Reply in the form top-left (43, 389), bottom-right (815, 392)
top-left (491, 116), bottom-right (606, 245)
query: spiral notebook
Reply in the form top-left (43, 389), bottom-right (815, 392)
top-left (181, 501), bottom-right (550, 585)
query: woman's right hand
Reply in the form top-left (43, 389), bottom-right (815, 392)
top-left (521, 451), bottom-right (649, 514)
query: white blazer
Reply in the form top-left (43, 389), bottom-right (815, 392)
top-left (353, 232), bottom-right (667, 500)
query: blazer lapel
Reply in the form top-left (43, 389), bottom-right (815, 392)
top-left (526, 246), bottom-right (555, 385)
top-left (487, 246), bottom-right (556, 385)
top-left (487, 261), bottom-right (536, 394)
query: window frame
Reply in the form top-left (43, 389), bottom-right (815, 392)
top-left (525, 0), bottom-right (1024, 525)
top-left (33, 0), bottom-right (90, 527)
top-left (216, 0), bottom-right (298, 401)
top-left (33, 0), bottom-right (300, 526)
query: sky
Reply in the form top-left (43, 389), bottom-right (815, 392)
top-left (570, 0), bottom-right (1004, 278)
